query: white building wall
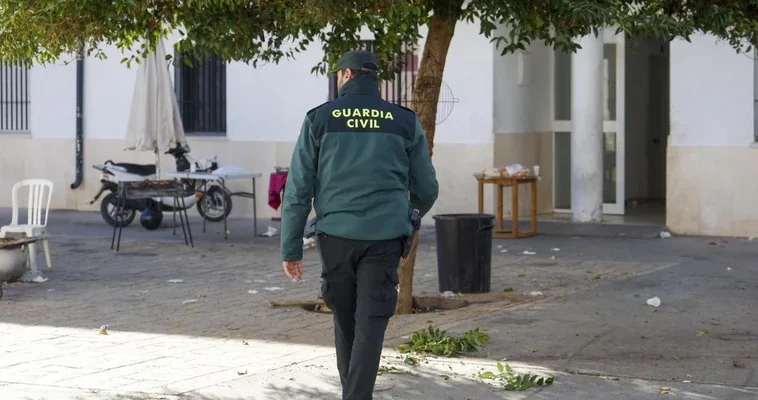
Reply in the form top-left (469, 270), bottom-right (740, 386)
top-left (667, 33), bottom-right (758, 236)
top-left (493, 43), bottom-right (551, 134)
top-left (422, 24), bottom-right (494, 145)
top-left (29, 61), bottom-right (76, 139)
top-left (491, 32), bottom-right (554, 215)
top-left (225, 47), bottom-right (326, 143)
top-left (0, 21), bottom-right (496, 225)
top-left (85, 47), bottom-right (140, 140)
top-left (669, 36), bottom-right (754, 147)
top-left (416, 22), bottom-right (496, 221)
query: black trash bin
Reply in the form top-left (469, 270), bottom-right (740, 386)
top-left (432, 213), bottom-right (495, 294)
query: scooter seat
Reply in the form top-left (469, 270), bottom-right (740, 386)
top-left (111, 163), bottom-right (157, 176)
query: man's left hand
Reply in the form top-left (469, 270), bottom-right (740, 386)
top-left (283, 260), bottom-right (304, 281)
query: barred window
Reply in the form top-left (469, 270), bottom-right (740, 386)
top-left (0, 62), bottom-right (30, 132)
top-left (328, 40), bottom-right (418, 108)
top-left (174, 51), bottom-right (227, 135)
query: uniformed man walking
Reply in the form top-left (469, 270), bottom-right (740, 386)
top-left (280, 49), bottom-right (438, 400)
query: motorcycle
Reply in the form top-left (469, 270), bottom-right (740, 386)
top-left (89, 145), bottom-right (233, 229)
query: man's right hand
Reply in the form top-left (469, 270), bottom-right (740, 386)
top-left (283, 260), bottom-right (304, 281)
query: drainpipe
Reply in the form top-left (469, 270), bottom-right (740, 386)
top-left (70, 43), bottom-right (85, 190)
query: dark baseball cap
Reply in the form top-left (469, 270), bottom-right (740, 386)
top-left (334, 50), bottom-right (379, 72)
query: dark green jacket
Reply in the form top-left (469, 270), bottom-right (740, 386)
top-left (280, 76), bottom-right (438, 261)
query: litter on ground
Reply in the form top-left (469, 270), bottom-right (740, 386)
top-left (261, 226), bottom-right (278, 237)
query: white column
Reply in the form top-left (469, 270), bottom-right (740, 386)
top-left (571, 33), bottom-right (604, 222)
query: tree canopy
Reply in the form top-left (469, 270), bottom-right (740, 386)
top-left (1, 1), bottom-right (757, 71)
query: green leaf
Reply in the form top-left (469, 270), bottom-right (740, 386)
top-left (396, 325), bottom-right (488, 359)
top-left (479, 371), bottom-right (496, 380)
top-left (403, 355), bottom-right (419, 366)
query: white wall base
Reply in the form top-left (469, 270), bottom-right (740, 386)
top-left (667, 145), bottom-right (758, 237)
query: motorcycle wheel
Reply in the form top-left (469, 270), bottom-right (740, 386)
top-left (196, 185), bottom-right (233, 222)
top-left (100, 192), bottom-right (136, 227)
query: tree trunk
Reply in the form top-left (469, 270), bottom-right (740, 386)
top-left (395, 11), bottom-right (459, 315)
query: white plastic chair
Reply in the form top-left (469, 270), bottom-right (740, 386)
top-left (0, 179), bottom-right (54, 272)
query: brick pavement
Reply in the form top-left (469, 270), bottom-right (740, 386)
top-left (0, 231), bottom-right (670, 399)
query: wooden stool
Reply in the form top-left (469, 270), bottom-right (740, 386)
top-left (477, 176), bottom-right (538, 239)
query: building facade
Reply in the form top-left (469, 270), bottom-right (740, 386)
top-left (0, 23), bottom-right (755, 237)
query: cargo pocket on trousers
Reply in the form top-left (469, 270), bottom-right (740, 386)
top-left (321, 279), bottom-right (335, 310)
top-left (369, 265), bottom-right (399, 318)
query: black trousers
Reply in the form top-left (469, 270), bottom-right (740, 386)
top-left (318, 233), bottom-right (402, 400)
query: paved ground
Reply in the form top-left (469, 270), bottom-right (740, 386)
top-left (0, 210), bottom-right (756, 399)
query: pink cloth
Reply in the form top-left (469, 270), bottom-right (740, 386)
top-left (268, 172), bottom-right (288, 210)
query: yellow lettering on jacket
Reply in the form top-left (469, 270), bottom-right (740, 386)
top-left (331, 108), bottom-right (394, 129)
top-left (347, 119), bottom-right (380, 129)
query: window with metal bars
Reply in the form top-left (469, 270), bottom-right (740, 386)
top-left (174, 51), bottom-right (227, 135)
top-left (328, 40), bottom-right (418, 108)
top-left (0, 62), bottom-right (30, 132)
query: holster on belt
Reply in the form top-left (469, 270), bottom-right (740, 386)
top-left (401, 208), bottom-right (421, 259)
